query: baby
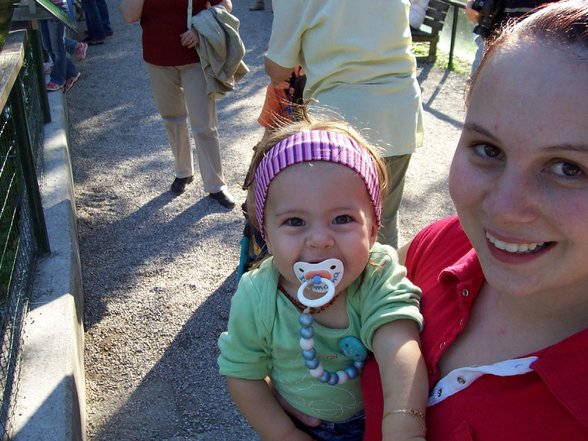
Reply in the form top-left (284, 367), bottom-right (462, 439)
top-left (219, 118), bottom-right (427, 441)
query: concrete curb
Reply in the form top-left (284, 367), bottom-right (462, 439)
top-left (11, 91), bottom-right (85, 441)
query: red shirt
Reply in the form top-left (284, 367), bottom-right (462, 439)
top-left (140, 0), bottom-right (222, 66)
top-left (362, 216), bottom-right (588, 440)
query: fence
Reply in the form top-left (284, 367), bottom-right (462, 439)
top-left (0, 26), bottom-right (50, 440)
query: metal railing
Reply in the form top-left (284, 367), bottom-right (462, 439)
top-left (0, 26), bottom-right (49, 440)
top-left (444, 0), bottom-right (467, 69)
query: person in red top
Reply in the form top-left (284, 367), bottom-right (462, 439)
top-left (119, 0), bottom-right (235, 209)
top-left (361, 1), bottom-right (588, 439)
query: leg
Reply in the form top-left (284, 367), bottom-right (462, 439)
top-left (46, 18), bottom-right (69, 86)
top-left (180, 64), bottom-right (227, 194)
top-left (81, 0), bottom-right (106, 41)
top-left (39, 20), bottom-right (54, 61)
top-left (40, 21), bottom-right (56, 74)
top-left (65, 0), bottom-right (76, 21)
top-left (378, 154), bottom-right (411, 249)
top-left (144, 63), bottom-right (195, 181)
top-left (96, 0), bottom-right (112, 35)
top-left (65, 56), bottom-right (79, 80)
top-left (64, 36), bottom-right (77, 55)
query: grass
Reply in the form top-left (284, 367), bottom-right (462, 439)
top-left (412, 42), bottom-right (472, 75)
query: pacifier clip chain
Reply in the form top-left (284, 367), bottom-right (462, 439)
top-left (293, 259), bottom-right (367, 386)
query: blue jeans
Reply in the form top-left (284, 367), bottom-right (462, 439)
top-left (81, 0), bottom-right (109, 40)
top-left (294, 411), bottom-right (365, 441)
top-left (65, 36), bottom-right (78, 55)
top-left (96, 0), bottom-right (112, 33)
top-left (40, 17), bottom-right (78, 85)
top-left (66, 0), bottom-right (76, 20)
top-left (63, 0), bottom-right (80, 56)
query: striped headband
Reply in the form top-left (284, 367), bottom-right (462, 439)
top-left (254, 129), bottom-right (382, 237)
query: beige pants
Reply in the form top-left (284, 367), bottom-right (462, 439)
top-left (145, 62), bottom-right (226, 193)
top-left (378, 154), bottom-right (411, 249)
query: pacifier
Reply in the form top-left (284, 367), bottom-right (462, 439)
top-left (293, 259), bottom-right (344, 308)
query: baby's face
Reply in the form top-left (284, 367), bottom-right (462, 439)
top-left (263, 162), bottom-right (378, 295)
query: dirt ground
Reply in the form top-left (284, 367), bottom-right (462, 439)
top-left (66, 1), bottom-right (466, 440)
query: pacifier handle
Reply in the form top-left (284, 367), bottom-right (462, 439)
top-left (297, 276), bottom-right (336, 308)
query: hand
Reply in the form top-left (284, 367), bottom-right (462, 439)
top-left (219, 0), bottom-right (233, 12)
top-left (272, 79), bottom-right (292, 98)
top-left (294, 65), bottom-right (304, 77)
top-left (180, 29), bottom-right (199, 48)
top-left (265, 57), bottom-right (296, 86)
top-left (464, 0), bottom-right (480, 23)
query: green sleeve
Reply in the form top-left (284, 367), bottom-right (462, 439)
top-left (357, 243), bottom-right (423, 351)
top-left (217, 267), bottom-right (274, 379)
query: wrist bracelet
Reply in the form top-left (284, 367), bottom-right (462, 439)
top-left (383, 408), bottom-right (426, 433)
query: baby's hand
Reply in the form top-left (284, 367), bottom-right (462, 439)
top-left (180, 29), bottom-right (199, 48)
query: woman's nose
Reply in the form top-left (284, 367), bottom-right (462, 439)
top-left (482, 169), bottom-right (539, 224)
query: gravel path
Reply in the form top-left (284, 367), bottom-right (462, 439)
top-left (67, 1), bottom-right (466, 440)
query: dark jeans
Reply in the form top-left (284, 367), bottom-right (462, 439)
top-left (96, 0), bottom-right (112, 33)
top-left (294, 411), bottom-right (365, 441)
top-left (81, 0), bottom-right (111, 40)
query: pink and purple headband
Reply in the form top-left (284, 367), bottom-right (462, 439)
top-left (254, 129), bottom-right (382, 236)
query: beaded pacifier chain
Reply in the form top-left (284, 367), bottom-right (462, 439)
top-left (294, 259), bottom-right (368, 386)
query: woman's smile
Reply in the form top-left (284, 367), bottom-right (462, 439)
top-left (485, 231), bottom-right (552, 254)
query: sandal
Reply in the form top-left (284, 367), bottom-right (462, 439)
top-left (46, 81), bottom-right (64, 92)
top-left (64, 73), bottom-right (81, 93)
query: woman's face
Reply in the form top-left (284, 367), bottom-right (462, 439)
top-left (449, 43), bottom-right (588, 298)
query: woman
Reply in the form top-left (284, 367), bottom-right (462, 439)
top-left (362, 1), bottom-right (588, 439)
top-left (119, 0), bottom-right (235, 209)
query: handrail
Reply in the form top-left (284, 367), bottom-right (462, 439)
top-left (0, 32), bottom-right (25, 112)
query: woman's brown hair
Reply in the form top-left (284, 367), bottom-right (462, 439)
top-left (467, 0), bottom-right (588, 103)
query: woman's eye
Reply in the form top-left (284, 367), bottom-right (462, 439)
top-left (550, 161), bottom-right (584, 178)
top-left (333, 215), bottom-right (353, 225)
top-left (285, 217), bottom-right (304, 227)
top-left (473, 143), bottom-right (503, 159)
